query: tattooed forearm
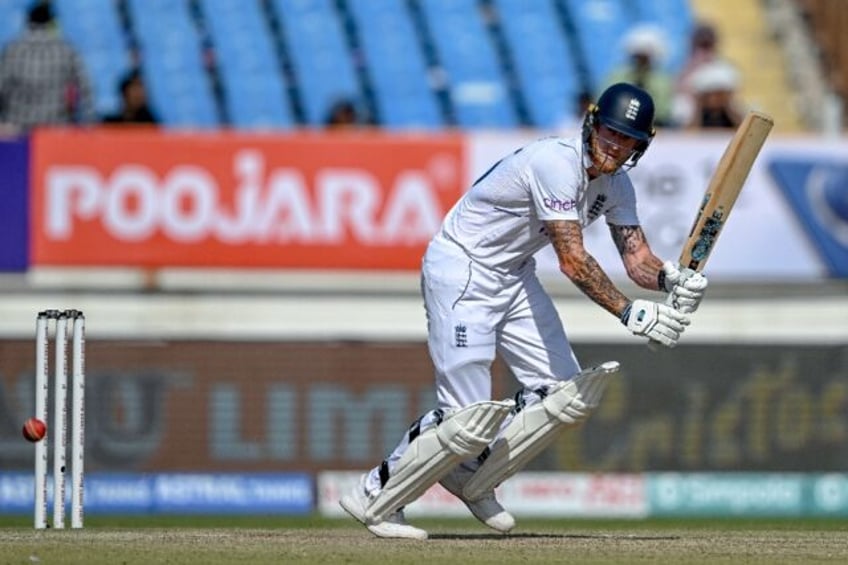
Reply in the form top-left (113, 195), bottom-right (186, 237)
top-left (610, 225), bottom-right (645, 255)
top-left (546, 220), bottom-right (630, 317)
top-left (610, 224), bottom-right (664, 290)
top-left (568, 254), bottom-right (631, 316)
top-left (633, 254), bottom-right (664, 289)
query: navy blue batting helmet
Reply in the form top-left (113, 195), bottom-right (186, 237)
top-left (583, 82), bottom-right (656, 167)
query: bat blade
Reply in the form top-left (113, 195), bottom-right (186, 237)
top-left (679, 111), bottom-right (774, 271)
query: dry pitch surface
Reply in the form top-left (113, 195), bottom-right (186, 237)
top-left (1, 517), bottom-right (847, 564)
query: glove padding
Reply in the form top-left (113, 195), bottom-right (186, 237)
top-left (662, 261), bottom-right (708, 314)
top-left (622, 299), bottom-right (690, 348)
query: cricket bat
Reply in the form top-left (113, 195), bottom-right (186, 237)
top-left (678, 110), bottom-right (774, 272)
top-left (647, 111), bottom-right (774, 350)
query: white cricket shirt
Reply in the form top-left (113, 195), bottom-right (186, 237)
top-left (439, 136), bottom-right (640, 273)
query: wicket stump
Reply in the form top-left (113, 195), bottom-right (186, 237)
top-left (34, 309), bottom-right (86, 529)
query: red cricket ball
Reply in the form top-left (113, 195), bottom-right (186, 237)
top-left (22, 417), bottom-right (47, 443)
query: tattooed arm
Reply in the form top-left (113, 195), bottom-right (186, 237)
top-left (608, 224), bottom-right (665, 290)
top-left (545, 219), bottom-right (630, 318)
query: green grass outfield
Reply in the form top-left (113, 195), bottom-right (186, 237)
top-left (1, 515), bottom-right (847, 564)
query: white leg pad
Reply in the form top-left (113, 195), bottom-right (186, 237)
top-left (463, 361), bottom-right (619, 501)
top-left (365, 399), bottom-right (513, 523)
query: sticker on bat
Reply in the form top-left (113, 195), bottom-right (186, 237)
top-left (689, 210), bottom-right (726, 267)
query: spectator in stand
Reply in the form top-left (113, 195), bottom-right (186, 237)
top-left (603, 25), bottom-right (674, 127)
top-left (672, 21), bottom-right (742, 127)
top-left (102, 70), bottom-right (158, 125)
top-left (676, 22), bottom-right (721, 93)
top-left (685, 59), bottom-right (746, 129)
top-left (0, 1), bottom-right (95, 133)
top-left (324, 98), bottom-right (360, 130)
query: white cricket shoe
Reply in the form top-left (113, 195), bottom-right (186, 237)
top-left (439, 465), bottom-right (515, 533)
top-left (339, 475), bottom-right (428, 540)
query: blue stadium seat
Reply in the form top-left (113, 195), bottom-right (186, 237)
top-left (564, 0), bottom-right (630, 94)
top-left (7, 0), bottom-right (695, 132)
top-left (493, 0), bottom-right (580, 129)
top-left (54, 0), bottom-right (131, 116)
top-left (127, 0), bottom-right (219, 127)
top-left (143, 58), bottom-right (218, 128)
top-left (0, 0), bottom-right (27, 50)
top-left (418, 0), bottom-right (517, 128)
top-left (346, 0), bottom-right (443, 129)
top-left (225, 76), bottom-right (292, 129)
top-left (271, 0), bottom-right (359, 126)
top-left (631, 0), bottom-right (695, 73)
top-left (199, 0), bottom-right (293, 129)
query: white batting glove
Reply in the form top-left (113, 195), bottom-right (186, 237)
top-left (662, 261), bottom-right (708, 314)
top-left (622, 299), bottom-right (690, 348)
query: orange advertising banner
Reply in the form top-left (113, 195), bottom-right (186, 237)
top-left (31, 128), bottom-right (466, 269)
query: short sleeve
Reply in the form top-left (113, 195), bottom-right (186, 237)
top-left (604, 174), bottom-right (640, 226)
top-left (528, 142), bottom-right (584, 221)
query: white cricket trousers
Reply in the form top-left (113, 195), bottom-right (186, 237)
top-left (422, 234), bottom-right (581, 410)
top-left (363, 235), bottom-right (582, 495)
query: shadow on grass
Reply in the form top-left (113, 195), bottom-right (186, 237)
top-left (430, 532), bottom-right (682, 541)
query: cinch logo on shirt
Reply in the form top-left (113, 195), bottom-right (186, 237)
top-left (544, 197), bottom-right (578, 212)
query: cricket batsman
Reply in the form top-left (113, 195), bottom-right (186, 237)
top-left (340, 82), bottom-right (708, 539)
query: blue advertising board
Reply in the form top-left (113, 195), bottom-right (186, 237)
top-left (769, 158), bottom-right (848, 277)
top-left (0, 138), bottom-right (28, 271)
top-left (0, 472), bottom-right (314, 515)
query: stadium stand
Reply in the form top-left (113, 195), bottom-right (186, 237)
top-left (0, 0), bottom-right (27, 50)
top-left (0, 0), bottom-right (819, 131)
top-left (198, 0), bottom-right (293, 129)
top-left (126, 0), bottom-right (219, 127)
top-left (416, 0), bottom-right (518, 128)
top-left (345, 0), bottom-right (443, 129)
top-left (53, 0), bottom-right (131, 117)
top-left (561, 0), bottom-right (695, 97)
top-left (629, 0), bottom-right (694, 74)
top-left (494, 0), bottom-right (580, 129)
top-left (270, 0), bottom-right (360, 127)
top-left (763, 0), bottom-right (839, 133)
top-left (690, 0), bottom-right (805, 131)
top-left (798, 0), bottom-right (848, 103)
top-left (563, 0), bottom-right (631, 94)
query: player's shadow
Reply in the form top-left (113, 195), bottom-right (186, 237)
top-left (429, 532), bottom-right (681, 541)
